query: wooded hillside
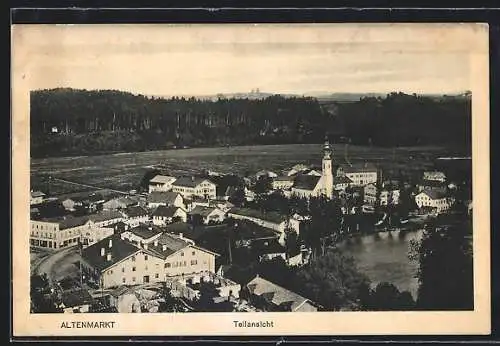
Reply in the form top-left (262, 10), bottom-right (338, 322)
top-left (30, 88), bottom-right (471, 158)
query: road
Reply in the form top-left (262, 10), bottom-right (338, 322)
top-left (33, 246), bottom-right (80, 285)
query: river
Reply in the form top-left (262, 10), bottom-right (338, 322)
top-left (337, 229), bottom-right (424, 299)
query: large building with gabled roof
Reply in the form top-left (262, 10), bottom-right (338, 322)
top-left (81, 231), bottom-right (219, 288)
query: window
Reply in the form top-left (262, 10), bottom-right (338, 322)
top-left (122, 278), bottom-right (126, 283)
top-left (132, 267), bottom-right (136, 272)
top-left (180, 252), bottom-right (184, 257)
top-left (110, 270), bottom-right (113, 274)
top-left (145, 266), bottom-right (148, 271)
top-left (131, 256), bottom-right (136, 262)
top-left (191, 260), bottom-right (197, 265)
top-left (165, 263), bottom-right (171, 268)
top-left (183, 261), bottom-right (187, 266)
top-left (192, 251), bottom-right (195, 256)
top-left (132, 277), bottom-right (136, 282)
top-left (144, 255), bottom-right (148, 261)
top-left (155, 273), bottom-right (159, 279)
top-left (122, 267), bottom-right (125, 273)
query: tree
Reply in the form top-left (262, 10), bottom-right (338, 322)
top-left (292, 248), bottom-right (371, 311)
top-left (138, 169), bottom-right (161, 192)
top-left (284, 229), bottom-right (300, 258)
top-left (228, 187), bottom-right (246, 207)
top-left (364, 282), bottom-right (415, 311)
top-left (410, 222), bottom-right (473, 310)
top-left (253, 176), bottom-right (273, 196)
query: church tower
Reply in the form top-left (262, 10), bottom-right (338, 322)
top-left (322, 137), bottom-right (334, 198)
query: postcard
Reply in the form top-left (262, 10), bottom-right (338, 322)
top-left (12, 23), bottom-right (490, 336)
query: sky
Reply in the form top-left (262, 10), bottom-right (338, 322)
top-left (13, 23), bottom-right (485, 96)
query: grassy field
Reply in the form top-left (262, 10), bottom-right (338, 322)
top-left (30, 144), bottom-right (466, 195)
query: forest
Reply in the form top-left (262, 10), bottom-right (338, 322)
top-left (30, 88), bottom-right (472, 158)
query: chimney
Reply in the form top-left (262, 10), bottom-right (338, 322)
top-left (108, 239), bottom-right (112, 248)
top-left (162, 244), bottom-right (167, 251)
top-left (100, 248), bottom-right (105, 256)
top-left (106, 253), bottom-right (112, 261)
top-left (144, 243), bottom-right (148, 250)
top-left (148, 226), bottom-right (152, 230)
top-left (191, 176), bottom-right (195, 182)
top-left (154, 240), bottom-right (158, 247)
top-left (179, 233), bottom-right (183, 239)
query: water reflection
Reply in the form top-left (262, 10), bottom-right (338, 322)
top-left (338, 230), bottom-right (424, 299)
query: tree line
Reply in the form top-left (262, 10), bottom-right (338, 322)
top-left (30, 88), bottom-right (471, 158)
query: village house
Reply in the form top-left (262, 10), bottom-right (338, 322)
top-left (148, 175), bottom-right (177, 193)
top-left (423, 170), bottom-right (447, 183)
top-left (188, 206), bottom-right (226, 225)
top-left (121, 224), bottom-right (164, 245)
top-left (30, 215), bottom-right (115, 250)
top-left (336, 163), bottom-right (378, 187)
top-left (245, 276), bottom-right (319, 312)
top-left (152, 206), bottom-right (187, 225)
top-left (30, 191), bottom-right (46, 205)
top-left (333, 176), bottom-right (353, 191)
top-left (167, 271), bottom-right (241, 302)
top-left (272, 176), bottom-right (295, 191)
top-left (81, 231), bottom-right (218, 288)
top-left (147, 191), bottom-right (184, 209)
top-left (88, 210), bottom-right (125, 227)
top-left (122, 206), bottom-right (149, 227)
top-left (62, 194), bottom-right (106, 213)
top-left (363, 183), bottom-right (400, 206)
top-left (227, 207), bottom-right (300, 244)
top-left (415, 190), bottom-right (452, 214)
top-left (171, 177), bottom-right (217, 200)
top-left (417, 179), bottom-right (448, 193)
top-left (102, 196), bottom-right (139, 211)
top-left (255, 170), bottom-right (278, 179)
top-left (80, 224), bottom-right (114, 248)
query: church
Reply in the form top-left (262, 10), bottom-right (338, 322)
top-left (290, 139), bottom-right (336, 199)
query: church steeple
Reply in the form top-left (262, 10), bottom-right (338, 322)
top-left (321, 136), bottom-right (334, 198)
top-left (323, 136), bottom-right (332, 160)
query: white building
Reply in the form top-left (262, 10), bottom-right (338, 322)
top-left (148, 175), bottom-right (177, 193)
top-left (147, 191), bottom-right (184, 209)
top-left (188, 206), bottom-right (226, 224)
top-left (336, 163), bottom-right (378, 187)
top-left (30, 216), bottom-right (115, 250)
top-left (415, 190), bottom-right (451, 213)
top-left (152, 206), bottom-right (187, 225)
top-left (30, 191), bottom-right (46, 205)
top-left (290, 140), bottom-right (334, 199)
top-left (81, 232), bottom-right (218, 289)
top-left (171, 177), bottom-right (217, 200)
top-left (272, 176), bottom-right (295, 191)
top-left (364, 183), bottom-right (400, 206)
top-left (423, 171), bottom-right (447, 183)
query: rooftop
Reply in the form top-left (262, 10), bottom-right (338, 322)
top-left (228, 207), bottom-right (287, 224)
top-left (189, 206), bottom-right (220, 217)
top-left (82, 234), bottom-right (141, 272)
top-left (147, 191), bottom-right (181, 204)
top-left (419, 189), bottom-right (448, 200)
top-left (31, 191), bottom-right (46, 198)
top-left (173, 176), bottom-right (213, 188)
top-left (246, 276), bottom-right (316, 312)
top-left (42, 215), bottom-right (89, 230)
top-left (292, 175), bottom-right (321, 191)
top-left (126, 224), bottom-right (163, 240)
top-left (145, 232), bottom-right (192, 259)
top-left (334, 176), bottom-right (353, 184)
top-left (88, 210), bottom-right (124, 223)
top-left (124, 206), bottom-right (149, 218)
top-left (150, 175), bottom-right (177, 184)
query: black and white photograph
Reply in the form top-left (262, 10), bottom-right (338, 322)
top-left (12, 23), bottom-right (490, 335)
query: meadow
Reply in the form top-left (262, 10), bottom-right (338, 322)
top-left (30, 143), bottom-right (465, 195)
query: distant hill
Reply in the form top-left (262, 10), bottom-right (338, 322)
top-left (30, 88), bottom-right (472, 158)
